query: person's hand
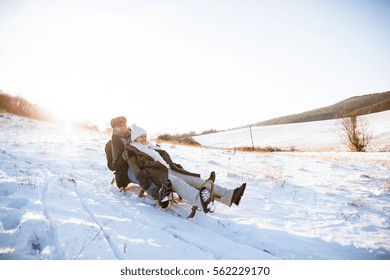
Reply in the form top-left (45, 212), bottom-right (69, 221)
top-left (136, 170), bottom-right (151, 189)
top-left (121, 150), bottom-right (130, 162)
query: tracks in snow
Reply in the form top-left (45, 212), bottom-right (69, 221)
top-left (72, 180), bottom-right (125, 260)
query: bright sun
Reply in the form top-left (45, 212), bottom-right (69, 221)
top-left (39, 93), bottom-right (107, 130)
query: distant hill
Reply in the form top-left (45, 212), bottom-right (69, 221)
top-left (253, 91), bottom-right (390, 126)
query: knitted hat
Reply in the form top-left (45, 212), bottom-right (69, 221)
top-left (131, 123), bottom-right (147, 142)
top-left (110, 116), bottom-right (127, 128)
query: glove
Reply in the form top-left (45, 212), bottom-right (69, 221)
top-left (121, 150), bottom-right (130, 162)
top-left (136, 170), bottom-right (151, 190)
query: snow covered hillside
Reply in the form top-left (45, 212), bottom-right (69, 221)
top-left (194, 110), bottom-right (390, 152)
top-left (0, 113), bottom-right (389, 260)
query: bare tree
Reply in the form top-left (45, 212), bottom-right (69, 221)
top-left (340, 115), bottom-right (372, 152)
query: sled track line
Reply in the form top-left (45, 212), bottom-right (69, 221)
top-left (73, 182), bottom-right (125, 260)
top-left (111, 188), bottom-right (274, 259)
top-left (107, 189), bottom-right (221, 258)
top-left (209, 218), bottom-right (277, 258)
top-left (38, 171), bottom-right (65, 259)
top-left (217, 227), bottom-right (276, 258)
top-left (164, 219), bottom-right (276, 259)
top-left (161, 225), bottom-right (219, 259)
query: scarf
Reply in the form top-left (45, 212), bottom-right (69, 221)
top-left (111, 129), bottom-right (131, 164)
top-left (131, 142), bottom-right (169, 168)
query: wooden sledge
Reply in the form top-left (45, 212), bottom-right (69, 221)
top-left (111, 178), bottom-right (214, 218)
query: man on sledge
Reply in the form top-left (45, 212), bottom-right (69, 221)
top-left (105, 116), bottom-right (171, 207)
top-left (106, 116), bottom-right (246, 216)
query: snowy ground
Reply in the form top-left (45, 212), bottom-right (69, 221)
top-left (0, 112), bottom-right (389, 260)
top-left (194, 110), bottom-right (390, 152)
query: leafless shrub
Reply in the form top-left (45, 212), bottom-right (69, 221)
top-left (340, 115), bottom-right (372, 152)
top-left (265, 166), bottom-right (286, 187)
top-left (157, 133), bottom-right (200, 146)
top-left (234, 146), bottom-right (283, 152)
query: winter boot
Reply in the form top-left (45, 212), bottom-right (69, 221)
top-left (199, 187), bottom-right (215, 213)
top-left (231, 183), bottom-right (246, 206)
top-left (159, 179), bottom-right (173, 208)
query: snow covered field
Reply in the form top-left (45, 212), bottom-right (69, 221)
top-left (0, 112), bottom-right (389, 260)
top-left (194, 110), bottom-right (390, 152)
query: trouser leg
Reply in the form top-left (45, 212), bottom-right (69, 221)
top-left (168, 173), bottom-right (203, 209)
top-left (169, 170), bottom-right (234, 207)
top-left (127, 168), bottom-right (138, 183)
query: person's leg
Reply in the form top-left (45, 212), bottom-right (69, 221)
top-left (168, 173), bottom-right (203, 209)
top-left (127, 168), bottom-right (161, 199)
top-left (168, 173), bottom-right (214, 213)
top-left (169, 170), bottom-right (235, 206)
top-left (127, 168), bottom-right (138, 183)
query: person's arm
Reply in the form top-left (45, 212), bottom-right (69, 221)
top-left (127, 153), bottom-right (142, 177)
top-left (111, 136), bottom-right (127, 170)
top-left (127, 150), bottom-right (151, 190)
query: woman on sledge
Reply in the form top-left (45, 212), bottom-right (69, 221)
top-left (125, 123), bottom-right (247, 214)
top-left (107, 116), bottom-right (171, 208)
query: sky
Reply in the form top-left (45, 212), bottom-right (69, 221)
top-left (0, 0), bottom-right (389, 135)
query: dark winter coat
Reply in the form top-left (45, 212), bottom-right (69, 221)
top-left (125, 144), bottom-right (200, 188)
top-left (108, 134), bottom-right (132, 188)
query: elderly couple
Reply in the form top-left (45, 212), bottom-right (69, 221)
top-left (108, 116), bottom-right (246, 214)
